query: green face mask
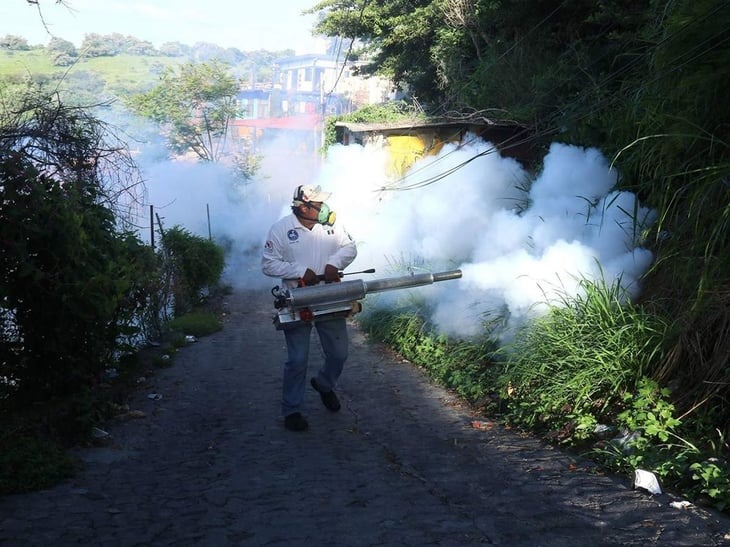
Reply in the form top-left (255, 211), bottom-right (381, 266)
top-left (310, 202), bottom-right (336, 226)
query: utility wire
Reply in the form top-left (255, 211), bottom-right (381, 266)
top-left (323, 0), bottom-right (371, 104)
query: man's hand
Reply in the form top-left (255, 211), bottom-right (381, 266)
top-left (324, 264), bottom-right (341, 283)
top-left (301, 268), bottom-right (319, 286)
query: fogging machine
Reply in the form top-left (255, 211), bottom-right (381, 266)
top-left (270, 269), bottom-right (462, 330)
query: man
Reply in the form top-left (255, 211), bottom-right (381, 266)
top-left (261, 184), bottom-right (357, 431)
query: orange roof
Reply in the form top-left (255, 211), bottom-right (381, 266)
top-left (232, 114), bottom-right (322, 130)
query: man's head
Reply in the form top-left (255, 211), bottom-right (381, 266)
top-left (292, 184), bottom-right (331, 207)
top-left (291, 185), bottom-right (335, 226)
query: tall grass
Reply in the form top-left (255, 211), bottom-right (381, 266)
top-left (598, 0), bottom-right (730, 441)
top-left (361, 280), bottom-right (729, 510)
top-left (497, 278), bottom-right (671, 437)
top-left (608, 127), bottom-right (730, 436)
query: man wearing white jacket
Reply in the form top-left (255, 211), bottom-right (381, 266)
top-left (261, 185), bottom-right (357, 431)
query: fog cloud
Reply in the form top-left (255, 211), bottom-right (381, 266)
top-left (134, 134), bottom-right (656, 339)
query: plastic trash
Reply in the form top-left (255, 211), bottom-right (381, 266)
top-left (633, 469), bottom-right (662, 495)
top-left (91, 427), bottom-right (110, 439)
top-left (611, 430), bottom-right (641, 453)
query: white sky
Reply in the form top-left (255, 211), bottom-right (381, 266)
top-left (0, 0), bottom-right (327, 54)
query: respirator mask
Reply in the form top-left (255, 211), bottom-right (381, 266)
top-left (292, 184), bottom-right (336, 226)
top-left (307, 202), bottom-right (336, 226)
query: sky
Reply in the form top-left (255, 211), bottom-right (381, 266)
top-left (0, 0), bottom-right (326, 53)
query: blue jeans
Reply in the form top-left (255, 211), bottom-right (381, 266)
top-left (281, 317), bottom-right (349, 417)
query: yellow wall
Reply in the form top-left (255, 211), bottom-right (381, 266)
top-left (384, 134), bottom-right (454, 179)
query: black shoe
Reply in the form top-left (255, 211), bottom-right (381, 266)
top-left (284, 412), bottom-right (308, 431)
top-left (311, 378), bottom-right (341, 412)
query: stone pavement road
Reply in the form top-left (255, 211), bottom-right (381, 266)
top-left (1, 289), bottom-right (729, 546)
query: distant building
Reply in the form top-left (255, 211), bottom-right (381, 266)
top-left (230, 53), bottom-right (391, 155)
top-left (274, 53), bottom-right (390, 111)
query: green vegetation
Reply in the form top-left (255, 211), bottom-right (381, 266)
top-left (164, 311), bottom-right (224, 339)
top-left (359, 281), bottom-right (729, 511)
top-left (325, 0), bottom-right (729, 512)
top-left (0, 33), bottom-right (293, 98)
top-left (496, 279), bottom-right (671, 438)
top-left (1, 88), bottom-right (147, 405)
top-left (0, 434), bottom-right (78, 495)
top-left (362, 306), bottom-right (497, 402)
top-left (323, 100), bottom-right (428, 149)
top-left (0, 85), bottom-right (228, 495)
top-left (158, 226), bottom-right (226, 315)
top-left (0, 50), bottom-right (183, 98)
top-left (126, 61), bottom-right (240, 162)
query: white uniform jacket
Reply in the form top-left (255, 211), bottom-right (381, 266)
top-left (261, 213), bottom-right (357, 288)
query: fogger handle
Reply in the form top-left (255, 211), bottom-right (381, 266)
top-left (315, 267), bottom-right (377, 282)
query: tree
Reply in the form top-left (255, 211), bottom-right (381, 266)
top-left (0, 86), bottom-right (151, 405)
top-left (0, 34), bottom-right (31, 50)
top-left (159, 41), bottom-right (190, 57)
top-left (46, 36), bottom-right (76, 56)
top-left (310, 0), bottom-right (655, 118)
top-left (80, 32), bottom-right (118, 56)
top-left (127, 39), bottom-right (157, 56)
top-left (126, 60), bottom-right (240, 162)
top-left (310, 0), bottom-right (439, 103)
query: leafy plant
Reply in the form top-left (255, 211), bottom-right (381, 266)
top-left (126, 60), bottom-right (240, 162)
top-left (322, 100), bottom-right (427, 150)
top-left (158, 226), bottom-right (226, 315)
top-left (0, 87), bottom-right (151, 406)
top-left (588, 378), bottom-right (729, 511)
top-left (0, 434), bottom-right (77, 496)
top-left (164, 310), bottom-right (223, 338)
top-left (616, 378), bottom-right (681, 443)
top-left (496, 278), bottom-right (670, 441)
top-left (689, 460), bottom-right (730, 511)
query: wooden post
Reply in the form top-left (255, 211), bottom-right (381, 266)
top-left (150, 204), bottom-right (155, 250)
top-left (207, 203), bottom-right (212, 240)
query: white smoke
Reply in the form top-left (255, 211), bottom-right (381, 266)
top-left (313, 138), bottom-right (656, 338)
top-left (134, 133), bottom-right (656, 339)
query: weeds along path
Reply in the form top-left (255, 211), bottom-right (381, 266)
top-left (0, 289), bottom-right (728, 546)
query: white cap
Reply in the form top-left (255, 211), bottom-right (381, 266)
top-left (292, 184), bottom-right (331, 206)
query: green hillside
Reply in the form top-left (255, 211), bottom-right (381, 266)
top-left (0, 49), bottom-right (185, 99)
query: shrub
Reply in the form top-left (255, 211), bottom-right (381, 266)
top-left (496, 278), bottom-right (670, 440)
top-left (158, 226), bottom-right (225, 315)
top-left (0, 89), bottom-right (150, 406)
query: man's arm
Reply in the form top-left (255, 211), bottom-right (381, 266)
top-left (261, 230), bottom-right (306, 280)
